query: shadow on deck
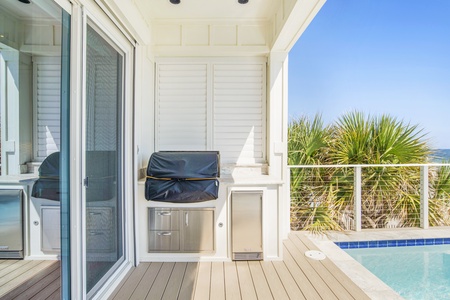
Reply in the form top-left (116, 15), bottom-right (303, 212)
top-left (0, 260), bottom-right (60, 300)
top-left (110, 232), bottom-right (370, 300)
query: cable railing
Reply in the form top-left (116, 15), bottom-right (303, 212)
top-left (289, 164), bottom-right (450, 231)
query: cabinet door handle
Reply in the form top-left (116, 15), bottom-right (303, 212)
top-left (157, 232), bottom-right (172, 236)
top-left (89, 231), bottom-right (103, 236)
top-left (185, 212), bottom-right (189, 226)
top-left (89, 212), bottom-right (101, 216)
top-left (158, 212), bottom-right (171, 216)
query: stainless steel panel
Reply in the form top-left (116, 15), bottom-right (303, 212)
top-left (0, 189), bottom-right (23, 258)
top-left (87, 207), bottom-right (113, 229)
top-left (231, 191), bottom-right (263, 258)
top-left (182, 209), bottom-right (214, 252)
top-left (148, 208), bottom-right (180, 230)
top-left (87, 230), bottom-right (115, 252)
top-left (41, 206), bottom-right (61, 251)
top-left (148, 231), bottom-right (180, 252)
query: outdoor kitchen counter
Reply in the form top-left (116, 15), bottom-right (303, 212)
top-left (137, 175), bottom-right (283, 186)
top-left (137, 165), bottom-right (284, 261)
top-left (0, 174), bottom-right (38, 184)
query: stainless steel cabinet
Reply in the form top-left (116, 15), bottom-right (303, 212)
top-left (148, 208), bottom-right (214, 253)
top-left (86, 207), bottom-right (115, 253)
top-left (231, 191), bottom-right (263, 260)
top-left (41, 206), bottom-right (61, 252)
top-left (182, 210), bottom-right (214, 252)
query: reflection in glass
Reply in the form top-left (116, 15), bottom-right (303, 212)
top-left (85, 24), bottom-right (124, 294)
top-left (0, 0), bottom-right (69, 297)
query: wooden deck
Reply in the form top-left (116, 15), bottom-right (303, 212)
top-left (110, 232), bottom-right (370, 300)
top-left (0, 233), bottom-right (370, 299)
top-left (0, 260), bottom-right (60, 300)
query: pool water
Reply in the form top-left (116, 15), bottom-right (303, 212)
top-left (345, 244), bottom-right (450, 300)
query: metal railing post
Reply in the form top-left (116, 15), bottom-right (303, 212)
top-left (354, 166), bottom-right (362, 231)
top-left (420, 165), bottom-right (429, 229)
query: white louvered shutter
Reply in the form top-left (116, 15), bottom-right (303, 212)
top-left (213, 63), bottom-right (266, 164)
top-left (156, 63), bottom-right (208, 151)
top-left (34, 58), bottom-right (61, 161)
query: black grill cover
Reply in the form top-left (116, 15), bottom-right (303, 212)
top-left (32, 151), bottom-right (60, 201)
top-left (145, 151), bottom-right (220, 203)
top-left (32, 151), bottom-right (116, 202)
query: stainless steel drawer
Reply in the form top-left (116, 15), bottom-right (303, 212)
top-left (87, 207), bottom-right (113, 229)
top-left (86, 230), bottom-right (115, 252)
top-left (148, 231), bottom-right (180, 252)
top-left (148, 208), bottom-right (180, 230)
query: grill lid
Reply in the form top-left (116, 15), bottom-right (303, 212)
top-left (147, 151), bottom-right (219, 179)
top-left (145, 151), bottom-right (220, 203)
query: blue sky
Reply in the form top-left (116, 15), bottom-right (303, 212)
top-left (288, 0), bottom-right (450, 149)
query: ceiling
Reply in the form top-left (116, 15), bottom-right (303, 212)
top-left (133, 0), bottom-right (281, 21)
top-left (0, 0), bottom-right (60, 21)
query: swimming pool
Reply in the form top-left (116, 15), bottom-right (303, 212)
top-left (341, 240), bottom-right (450, 300)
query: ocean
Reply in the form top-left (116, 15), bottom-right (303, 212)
top-left (432, 149), bottom-right (450, 162)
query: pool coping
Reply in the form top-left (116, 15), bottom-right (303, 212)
top-left (305, 227), bottom-right (450, 300)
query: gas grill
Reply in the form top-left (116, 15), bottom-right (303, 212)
top-left (145, 151), bottom-right (220, 203)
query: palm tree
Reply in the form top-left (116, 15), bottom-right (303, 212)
top-left (288, 115), bottom-right (341, 232)
top-left (288, 111), bottom-right (450, 233)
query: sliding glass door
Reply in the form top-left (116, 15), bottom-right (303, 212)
top-left (84, 22), bottom-right (125, 296)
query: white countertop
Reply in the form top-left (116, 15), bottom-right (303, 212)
top-left (138, 175), bottom-right (283, 185)
top-left (0, 174), bottom-right (39, 184)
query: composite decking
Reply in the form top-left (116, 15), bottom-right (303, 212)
top-left (0, 233), bottom-right (371, 299)
top-left (110, 232), bottom-right (370, 300)
top-left (0, 259), bottom-right (60, 300)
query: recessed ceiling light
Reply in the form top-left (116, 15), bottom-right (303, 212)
top-left (169, 0), bottom-right (180, 4)
top-left (238, 0), bottom-right (249, 3)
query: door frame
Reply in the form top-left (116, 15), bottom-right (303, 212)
top-left (69, 1), bottom-right (136, 298)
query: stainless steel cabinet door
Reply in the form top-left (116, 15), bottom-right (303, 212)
top-left (182, 209), bottom-right (214, 252)
top-left (231, 191), bottom-right (263, 253)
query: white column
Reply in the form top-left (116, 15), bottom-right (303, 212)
top-left (269, 51), bottom-right (289, 245)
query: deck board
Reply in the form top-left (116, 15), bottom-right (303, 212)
top-left (223, 262), bottom-right (241, 300)
top-left (272, 260), bottom-right (306, 300)
top-left (193, 261), bottom-right (211, 300)
top-left (109, 232), bottom-right (371, 300)
top-left (0, 261), bottom-right (57, 297)
top-left (248, 261), bottom-right (273, 300)
top-left (29, 277), bottom-right (60, 300)
top-left (162, 262), bottom-right (188, 300)
top-left (210, 262), bottom-right (225, 300)
top-left (294, 234), bottom-right (371, 300)
top-left (260, 262), bottom-right (289, 300)
top-left (235, 261), bottom-right (257, 300)
top-left (177, 262), bottom-right (198, 300)
top-left (1, 232), bottom-right (371, 299)
top-left (281, 245), bottom-right (321, 300)
top-left (146, 262), bottom-right (175, 300)
top-left (289, 236), bottom-right (354, 300)
top-left (129, 262), bottom-right (162, 300)
top-left (285, 239), bottom-right (339, 300)
top-left (0, 260), bottom-right (60, 300)
top-left (112, 262), bottom-right (150, 300)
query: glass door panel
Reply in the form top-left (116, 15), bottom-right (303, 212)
top-left (85, 23), bottom-right (124, 294)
